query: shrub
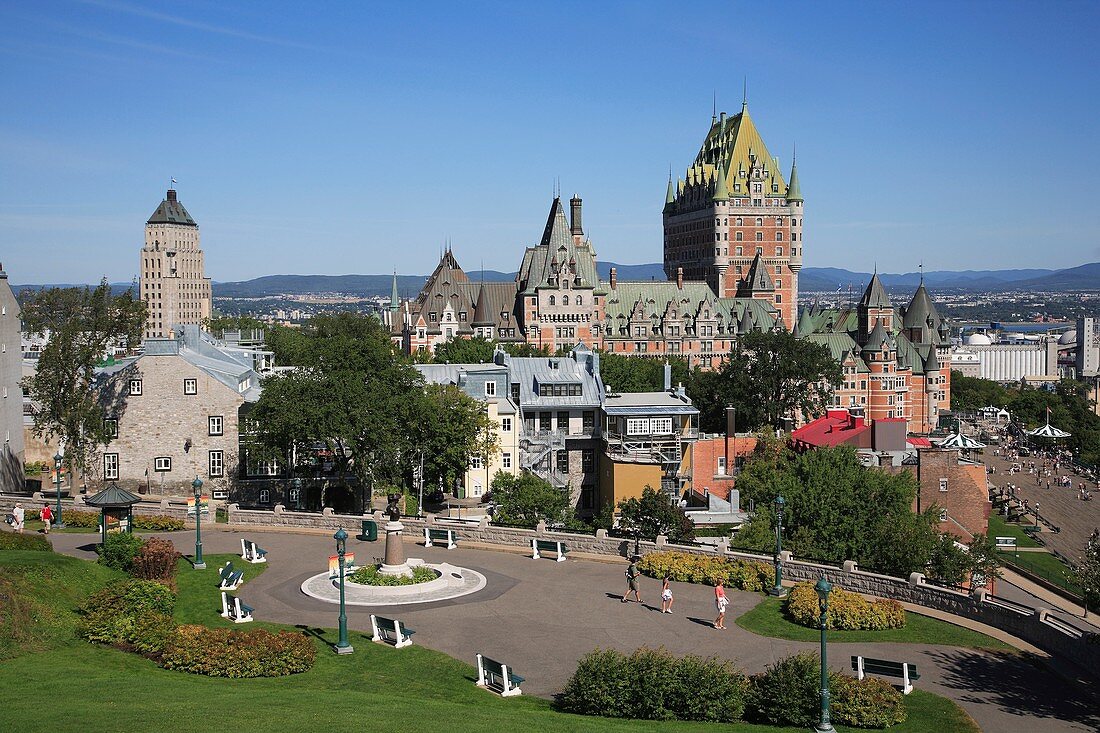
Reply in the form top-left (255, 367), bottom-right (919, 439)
top-left (349, 565), bottom-right (437, 586)
top-left (132, 514), bottom-right (186, 532)
top-left (96, 532), bottom-right (144, 572)
top-left (637, 551), bottom-right (772, 592)
top-left (161, 625), bottom-right (316, 678)
top-left (558, 647), bottom-right (746, 723)
top-left (786, 582), bottom-right (905, 630)
top-left (131, 538), bottom-right (180, 582)
top-left (746, 652), bottom-right (823, 728)
top-left (0, 532), bottom-right (52, 552)
top-left (832, 675), bottom-right (907, 728)
top-left (57, 510), bottom-right (100, 528)
top-left (125, 611), bottom-right (177, 655)
top-left (77, 579), bottom-right (176, 645)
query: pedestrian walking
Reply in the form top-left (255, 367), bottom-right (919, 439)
top-left (40, 503), bottom-right (52, 534)
top-left (12, 502), bottom-right (25, 534)
top-left (621, 556), bottom-right (642, 604)
top-left (713, 579), bottom-right (728, 629)
top-left (660, 575), bottom-right (674, 614)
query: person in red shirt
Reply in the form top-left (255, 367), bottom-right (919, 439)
top-left (40, 503), bottom-right (53, 534)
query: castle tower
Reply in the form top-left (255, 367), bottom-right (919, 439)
top-left (663, 102), bottom-right (800, 326)
top-left (140, 187), bottom-right (212, 340)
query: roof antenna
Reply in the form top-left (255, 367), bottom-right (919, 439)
top-left (742, 77), bottom-right (747, 109)
top-left (712, 90), bottom-right (717, 122)
top-left (919, 261), bottom-right (924, 285)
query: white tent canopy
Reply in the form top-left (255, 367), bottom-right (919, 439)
top-left (1025, 422), bottom-right (1071, 439)
top-left (938, 432), bottom-right (986, 450)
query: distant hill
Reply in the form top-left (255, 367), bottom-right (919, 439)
top-left (1015, 262), bottom-right (1100, 290)
top-left (797, 267), bottom-right (1059, 293)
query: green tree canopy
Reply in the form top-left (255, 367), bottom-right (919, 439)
top-left (429, 336), bottom-right (496, 364)
top-left (689, 330), bottom-right (842, 433)
top-left (617, 485), bottom-right (694, 542)
top-left (489, 471), bottom-right (570, 527)
top-left (1078, 529), bottom-right (1100, 613)
top-left (407, 383), bottom-right (498, 492)
top-left (21, 280), bottom-right (146, 476)
top-left (597, 352), bottom-right (690, 393)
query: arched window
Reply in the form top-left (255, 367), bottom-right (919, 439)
top-left (755, 217), bottom-right (763, 226)
top-left (549, 295), bottom-right (555, 305)
top-left (562, 295), bottom-right (569, 306)
top-left (735, 217), bottom-right (743, 226)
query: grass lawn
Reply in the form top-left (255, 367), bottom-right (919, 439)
top-left (987, 514), bottom-right (1041, 548)
top-left (736, 596), bottom-right (1013, 651)
top-left (999, 551), bottom-right (1082, 595)
top-left (0, 547), bottom-right (979, 733)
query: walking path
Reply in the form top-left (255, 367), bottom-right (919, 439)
top-left (44, 526), bottom-right (1100, 733)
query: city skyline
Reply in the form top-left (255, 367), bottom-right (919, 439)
top-left (2, 1), bottom-right (1099, 283)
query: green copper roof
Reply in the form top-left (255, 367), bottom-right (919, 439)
top-left (390, 272), bottom-right (399, 311)
top-left (691, 105), bottom-right (788, 200)
top-left (712, 163), bottom-right (730, 200)
top-left (786, 159), bottom-right (803, 201)
top-left (859, 273), bottom-right (892, 309)
top-left (147, 189), bottom-right (197, 226)
top-left (743, 253), bottom-right (775, 292)
top-left (665, 176), bottom-right (676, 205)
top-left (516, 197), bottom-right (601, 295)
top-left (85, 483), bottom-right (142, 508)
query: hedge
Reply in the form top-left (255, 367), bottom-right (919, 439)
top-left (558, 647), bottom-right (747, 722)
top-left (77, 579), bottom-right (176, 645)
top-left (161, 625), bottom-right (316, 678)
top-left (637, 551), bottom-right (772, 592)
top-left (786, 581), bottom-right (905, 630)
top-left (0, 532), bottom-right (53, 552)
top-left (96, 532), bottom-right (145, 572)
top-left (19, 509), bottom-right (185, 532)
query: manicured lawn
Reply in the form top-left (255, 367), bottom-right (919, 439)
top-left (987, 514), bottom-right (1041, 548)
top-left (999, 550), bottom-right (1082, 596)
top-left (736, 596), bottom-right (1014, 651)
top-left (0, 548), bottom-right (980, 733)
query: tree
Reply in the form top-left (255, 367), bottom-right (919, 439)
top-left (409, 383), bottom-right (498, 492)
top-left (964, 534), bottom-right (1003, 587)
top-left (1078, 530), bottom-right (1100, 616)
top-left (597, 352), bottom-right (690, 393)
top-left (617, 485), bottom-right (695, 542)
top-left (489, 471), bottom-right (569, 527)
top-left (927, 533), bottom-right (972, 585)
top-left (20, 280), bottom-right (146, 478)
top-left (431, 337), bottom-right (496, 364)
top-left (690, 330), bottom-right (842, 433)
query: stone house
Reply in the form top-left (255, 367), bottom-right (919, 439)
top-left (0, 265), bottom-right (23, 491)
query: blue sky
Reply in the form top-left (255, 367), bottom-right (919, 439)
top-left (2, 0), bottom-right (1098, 284)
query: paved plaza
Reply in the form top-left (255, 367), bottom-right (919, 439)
top-left (48, 526), bottom-right (1100, 733)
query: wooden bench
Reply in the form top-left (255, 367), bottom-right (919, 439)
top-left (220, 592), bottom-right (254, 624)
top-left (240, 538), bottom-right (268, 564)
top-left (424, 527), bottom-right (457, 549)
top-left (531, 538), bottom-right (568, 562)
top-left (851, 655), bottom-right (919, 694)
top-left (217, 561), bottom-right (244, 590)
top-left (370, 614), bottom-right (415, 648)
top-left (476, 654), bottom-right (524, 697)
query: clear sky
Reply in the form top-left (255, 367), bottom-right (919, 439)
top-left (2, 0), bottom-right (1098, 284)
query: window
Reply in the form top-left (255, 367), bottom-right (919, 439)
top-left (502, 417), bottom-right (512, 432)
top-left (775, 232), bottom-right (784, 241)
top-left (429, 312), bottom-right (437, 322)
top-left (104, 417), bottom-right (119, 439)
top-left (557, 411), bottom-right (570, 433)
top-left (755, 217), bottom-right (763, 226)
top-left (104, 453), bottom-right (119, 480)
top-left (511, 383), bottom-right (520, 402)
top-left (129, 379), bottom-right (142, 396)
top-left (470, 455), bottom-right (483, 469)
top-left (556, 450), bottom-right (569, 473)
top-left (208, 415), bottom-right (223, 436)
top-left (209, 450), bottom-right (224, 477)
top-left (549, 295), bottom-right (555, 305)
top-left (154, 456), bottom-right (172, 472)
top-left (459, 311), bottom-right (467, 322)
top-left (775, 246), bottom-right (784, 256)
top-left (539, 412), bottom-right (552, 432)
top-left (582, 449), bottom-right (594, 471)
top-left (259, 489), bottom-right (271, 504)
top-left (939, 478), bottom-right (949, 492)
top-left (502, 452), bottom-right (512, 469)
top-left (562, 295), bottom-right (569, 306)
top-left (717, 456), bottom-right (727, 475)
top-left (582, 411), bottom-right (595, 432)
top-left (183, 378), bottom-right (197, 395)
top-left (938, 509), bottom-right (948, 522)
top-left (755, 232), bottom-right (763, 241)
top-left (735, 231), bottom-right (743, 241)
top-left (484, 381), bottom-right (496, 397)
top-left (735, 218), bottom-right (743, 226)
top-left (626, 418), bottom-right (650, 435)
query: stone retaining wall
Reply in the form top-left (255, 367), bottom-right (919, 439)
top-left (221, 504), bottom-right (1092, 679)
top-left (1, 495), bottom-right (193, 521)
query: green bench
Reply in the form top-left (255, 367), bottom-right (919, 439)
top-left (370, 614), bottom-right (415, 648)
top-left (240, 538), bottom-right (268, 563)
top-left (851, 655), bottom-right (919, 694)
top-left (476, 654), bottom-right (524, 697)
top-left (531, 538), bottom-right (568, 562)
top-left (220, 592), bottom-right (254, 624)
top-left (217, 561), bottom-right (244, 590)
top-left (424, 527), bottom-right (457, 549)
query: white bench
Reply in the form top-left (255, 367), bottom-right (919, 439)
top-left (240, 538), bottom-right (268, 564)
top-left (852, 655), bottom-right (919, 695)
top-left (531, 538), bottom-right (568, 562)
top-left (217, 561), bottom-right (244, 590)
top-left (424, 527), bottom-right (457, 549)
top-left (476, 654), bottom-right (523, 697)
top-left (220, 592), bottom-right (254, 624)
top-left (370, 614), bottom-right (415, 648)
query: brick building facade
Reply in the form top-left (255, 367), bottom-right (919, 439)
top-left (914, 448), bottom-right (991, 540)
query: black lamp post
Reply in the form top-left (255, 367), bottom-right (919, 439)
top-left (192, 476), bottom-right (206, 569)
top-left (815, 577), bottom-right (834, 733)
top-left (333, 527), bottom-right (354, 654)
top-left (52, 451), bottom-right (66, 529)
top-left (633, 527), bottom-right (641, 559)
top-left (292, 476), bottom-right (303, 510)
top-left (770, 495), bottom-right (785, 596)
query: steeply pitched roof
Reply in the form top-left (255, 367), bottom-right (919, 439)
top-left (687, 105), bottom-right (788, 202)
top-left (863, 318), bottom-right (893, 351)
top-left (471, 281), bottom-right (521, 335)
top-left (902, 280), bottom-right (945, 335)
top-left (859, 273), bottom-right (892, 309)
top-left (743, 253), bottom-right (775, 292)
top-left (516, 197), bottom-right (602, 295)
top-left (785, 158), bottom-right (803, 201)
top-left (147, 189), bottom-right (197, 226)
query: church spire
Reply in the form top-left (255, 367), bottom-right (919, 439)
top-left (390, 271), bottom-right (399, 312)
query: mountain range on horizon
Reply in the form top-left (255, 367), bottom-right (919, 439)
top-left (13, 261), bottom-right (1100, 299)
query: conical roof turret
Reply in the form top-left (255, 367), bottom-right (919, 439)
top-left (859, 272), bottom-right (892, 309)
top-left (786, 156), bottom-right (803, 202)
top-left (712, 161), bottom-right (729, 200)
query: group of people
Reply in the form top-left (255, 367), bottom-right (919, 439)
top-left (4, 503), bottom-right (53, 534)
top-left (621, 557), bottom-right (730, 629)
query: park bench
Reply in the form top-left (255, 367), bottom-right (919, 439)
top-left (423, 527), bottom-right (457, 549)
top-left (240, 538), bottom-right (268, 564)
top-left (220, 592), bottom-right (254, 624)
top-left (994, 536), bottom-right (1018, 551)
top-left (531, 538), bottom-right (568, 562)
top-left (851, 655), bottom-right (919, 694)
top-left (476, 654), bottom-right (524, 697)
top-left (370, 614), bottom-right (415, 648)
top-left (217, 561), bottom-right (244, 590)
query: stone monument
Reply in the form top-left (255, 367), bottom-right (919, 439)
top-left (379, 492), bottom-right (413, 577)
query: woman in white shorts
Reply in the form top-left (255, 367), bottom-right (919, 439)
top-left (660, 575), bottom-right (674, 614)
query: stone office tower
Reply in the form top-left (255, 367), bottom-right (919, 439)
top-left (663, 102), bottom-right (803, 328)
top-left (140, 187), bottom-right (212, 340)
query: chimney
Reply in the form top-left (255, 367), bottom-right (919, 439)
top-left (725, 406), bottom-right (736, 475)
top-left (663, 362), bottom-right (672, 391)
top-left (609, 267), bottom-right (617, 289)
top-left (676, 267), bottom-right (684, 289)
top-left (570, 194), bottom-right (583, 236)
top-left (167, 189), bottom-right (178, 202)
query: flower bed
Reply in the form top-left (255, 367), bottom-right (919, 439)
top-left (637, 551), bottom-right (772, 592)
top-left (349, 564), bottom-right (437, 586)
top-left (786, 581), bottom-right (906, 630)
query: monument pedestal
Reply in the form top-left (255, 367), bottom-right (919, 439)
top-left (378, 520), bottom-right (413, 577)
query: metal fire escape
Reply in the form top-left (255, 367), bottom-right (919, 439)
top-left (519, 430), bottom-right (568, 488)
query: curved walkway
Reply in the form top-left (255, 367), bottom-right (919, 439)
top-left (47, 527), bottom-right (1100, 733)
